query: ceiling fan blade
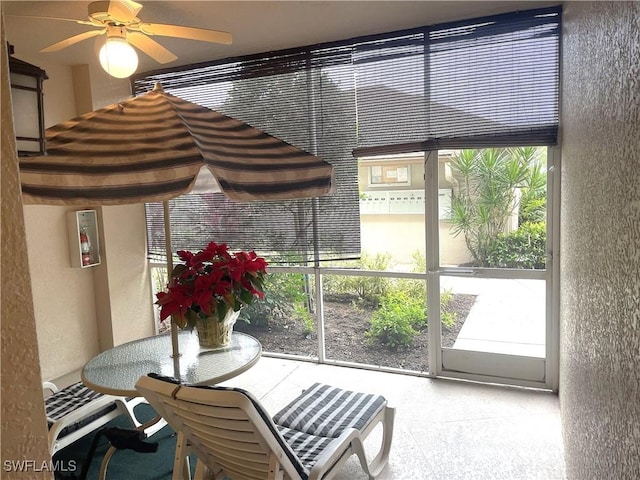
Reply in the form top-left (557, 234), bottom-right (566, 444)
top-left (40, 29), bottom-right (105, 53)
top-left (106, 0), bottom-right (143, 23)
top-left (5, 14), bottom-right (96, 27)
top-left (139, 23), bottom-right (233, 45)
top-left (127, 32), bottom-right (177, 64)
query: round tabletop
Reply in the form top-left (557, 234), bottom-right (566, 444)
top-left (82, 331), bottom-right (262, 397)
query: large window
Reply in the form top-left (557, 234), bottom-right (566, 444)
top-left (135, 6), bottom-right (560, 266)
top-left (141, 6), bottom-right (561, 387)
top-left (143, 67), bottom-right (361, 265)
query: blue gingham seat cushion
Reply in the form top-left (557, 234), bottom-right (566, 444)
top-left (45, 382), bottom-right (116, 437)
top-left (273, 383), bottom-right (387, 438)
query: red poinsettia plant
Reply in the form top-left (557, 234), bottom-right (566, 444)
top-left (156, 241), bottom-right (268, 329)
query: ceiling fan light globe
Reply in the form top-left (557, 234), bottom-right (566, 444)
top-left (99, 37), bottom-right (138, 78)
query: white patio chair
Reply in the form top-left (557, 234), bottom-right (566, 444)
top-left (43, 381), bottom-right (164, 455)
top-left (136, 374), bottom-right (395, 480)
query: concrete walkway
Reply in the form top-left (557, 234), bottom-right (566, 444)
top-left (441, 277), bottom-right (546, 357)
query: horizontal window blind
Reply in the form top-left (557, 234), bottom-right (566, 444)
top-left (134, 5), bottom-right (560, 263)
top-left (353, 7), bottom-right (561, 156)
top-left (140, 62), bottom-right (360, 264)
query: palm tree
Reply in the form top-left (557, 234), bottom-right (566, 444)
top-left (449, 147), bottom-right (543, 266)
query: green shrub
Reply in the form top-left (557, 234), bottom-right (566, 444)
top-left (519, 197), bottom-right (546, 224)
top-left (366, 278), bottom-right (457, 349)
top-left (294, 303), bottom-right (315, 334)
top-left (441, 310), bottom-right (458, 329)
top-left (518, 158), bottom-right (547, 224)
top-left (410, 250), bottom-right (426, 273)
top-left (323, 252), bottom-right (391, 304)
top-left (240, 271), bottom-right (311, 327)
top-left (486, 222), bottom-right (546, 269)
top-left (366, 305), bottom-right (418, 349)
top-left (440, 289), bottom-right (458, 329)
top-left (366, 283), bottom-right (425, 349)
top-left (366, 314), bottom-right (416, 350)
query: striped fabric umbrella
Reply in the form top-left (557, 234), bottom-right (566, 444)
top-left (19, 83), bottom-right (333, 359)
top-left (19, 83), bottom-right (333, 206)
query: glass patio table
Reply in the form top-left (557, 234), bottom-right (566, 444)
top-left (81, 331), bottom-right (261, 479)
top-left (82, 331), bottom-right (262, 397)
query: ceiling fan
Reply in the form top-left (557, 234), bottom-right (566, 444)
top-left (14, 0), bottom-right (232, 77)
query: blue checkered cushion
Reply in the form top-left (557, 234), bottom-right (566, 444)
top-left (273, 383), bottom-right (386, 439)
top-left (45, 382), bottom-right (116, 437)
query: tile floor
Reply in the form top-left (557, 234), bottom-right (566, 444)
top-left (219, 356), bottom-right (566, 480)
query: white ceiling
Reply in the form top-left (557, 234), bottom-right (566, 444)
top-left (4, 1), bottom-right (556, 75)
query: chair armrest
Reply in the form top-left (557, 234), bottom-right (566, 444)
top-left (47, 395), bottom-right (118, 438)
top-left (43, 381), bottom-right (59, 395)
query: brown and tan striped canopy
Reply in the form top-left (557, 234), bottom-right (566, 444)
top-left (19, 84), bottom-right (333, 206)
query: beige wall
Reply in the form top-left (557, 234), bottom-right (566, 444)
top-left (560, 2), bottom-right (640, 479)
top-left (24, 206), bottom-right (103, 380)
top-left (12, 54), bottom-right (154, 381)
top-left (98, 205), bottom-right (156, 349)
top-left (361, 216), bottom-right (471, 268)
top-left (359, 154), bottom-right (471, 267)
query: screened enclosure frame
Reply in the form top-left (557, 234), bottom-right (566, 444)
top-left (139, 6), bottom-right (562, 388)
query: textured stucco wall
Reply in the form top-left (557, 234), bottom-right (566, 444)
top-left (1, 18), bottom-right (53, 478)
top-left (560, 2), bottom-right (640, 479)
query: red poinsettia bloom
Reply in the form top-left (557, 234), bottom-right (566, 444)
top-left (156, 242), bottom-right (268, 329)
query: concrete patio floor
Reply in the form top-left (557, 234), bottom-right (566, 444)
top-left (221, 356), bottom-right (565, 479)
top-left (442, 277), bottom-right (546, 357)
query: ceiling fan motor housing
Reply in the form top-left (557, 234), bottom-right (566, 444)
top-left (88, 1), bottom-right (141, 25)
top-left (106, 25), bottom-right (128, 40)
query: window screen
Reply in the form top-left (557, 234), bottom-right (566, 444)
top-left (134, 5), bottom-right (561, 263)
top-left (139, 58), bottom-right (360, 264)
